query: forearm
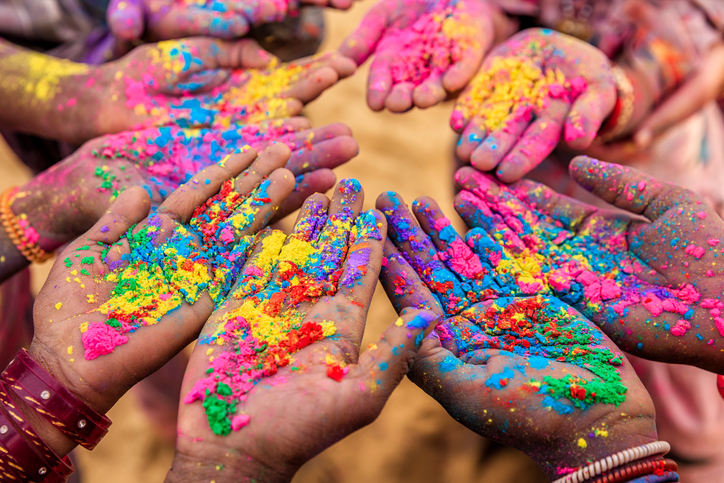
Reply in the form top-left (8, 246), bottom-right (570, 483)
top-left (0, 39), bottom-right (100, 144)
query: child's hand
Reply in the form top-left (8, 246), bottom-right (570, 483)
top-left (28, 146), bottom-right (294, 459)
top-left (454, 157), bottom-right (724, 374)
top-left (70, 38), bottom-right (355, 142)
top-left (377, 192), bottom-right (656, 480)
top-left (107, 0), bottom-right (355, 43)
top-left (340, 0), bottom-right (494, 112)
top-left (171, 181), bottom-right (437, 482)
top-left (453, 28), bottom-right (615, 182)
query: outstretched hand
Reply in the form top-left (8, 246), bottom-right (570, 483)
top-left (454, 157), bottom-right (724, 374)
top-left (377, 191), bottom-right (656, 479)
top-left (453, 28), bottom-right (615, 182)
top-left (171, 181), bottom-right (437, 483)
top-left (29, 146), bottom-right (294, 458)
top-left (72, 38), bottom-right (354, 142)
top-left (340, 0), bottom-right (494, 112)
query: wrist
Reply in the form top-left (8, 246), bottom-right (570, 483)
top-left (166, 449), bottom-right (295, 483)
top-left (52, 67), bottom-right (106, 144)
top-left (533, 413), bottom-right (657, 480)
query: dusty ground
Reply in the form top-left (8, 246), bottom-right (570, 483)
top-left (0, 4), bottom-right (548, 481)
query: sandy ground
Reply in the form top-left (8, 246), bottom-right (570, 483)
top-left (0, 4), bottom-right (549, 481)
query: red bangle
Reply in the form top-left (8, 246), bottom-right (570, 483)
top-left (589, 458), bottom-right (678, 483)
top-left (0, 382), bottom-right (74, 482)
top-left (717, 374), bottom-right (724, 400)
top-left (2, 349), bottom-right (111, 450)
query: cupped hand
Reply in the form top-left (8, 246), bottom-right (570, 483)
top-left (454, 157), bottom-right (724, 374)
top-left (171, 180), bottom-right (438, 483)
top-left (340, 0), bottom-right (494, 112)
top-left (75, 38), bottom-right (354, 141)
top-left (453, 28), bottom-right (615, 182)
top-left (29, 145), bottom-right (295, 430)
top-left (376, 191), bottom-right (656, 479)
top-left (108, 0), bottom-right (356, 43)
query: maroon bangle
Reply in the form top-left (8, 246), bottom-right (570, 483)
top-left (2, 349), bottom-right (111, 450)
top-left (0, 381), bottom-right (74, 482)
top-left (589, 458), bottom-right (678, 483)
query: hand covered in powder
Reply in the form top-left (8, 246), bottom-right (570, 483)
top-left (455, 157), bottom-right (724, 374)
top-left (377, 191), bottom-right (656, 480)
top-left (170, 181), bottom-right (438, 483)
top-left (68, 38), bottom-right (355, 143)
top-left (453, 28), bottom-right (615, 182)
top-left (107, 0), bottom-right (355, 43)
top-left (340, 0), bottom-right (494, 111)
top-left (28, 145), bottom-right (295, 458)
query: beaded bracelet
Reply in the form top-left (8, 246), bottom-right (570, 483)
top-left (0, 381), bottom-right (74, 482)
top-left (597, 64), bottom-right (635, 143)
top-left (588, 458), bottom-right (678, 483)
top-left (1, 349), bottom-right (111, 450)
top-left (0, 187), bottom-right (52, 264)
top-left (551, 441), bottom-right (671, 483)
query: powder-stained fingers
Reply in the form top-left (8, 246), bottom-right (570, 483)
top-left (311, 179), bottom-right (365, 279)
top-left (565, 77), bottom-right (616, 150)
top-left (514, 179), bottom-right (597, 234)
top-left (470, 116), bottom-right (530, 173)
top-left (385, 82), bottom-right (416, 112)
top-left (319, 210), bottom-right (387, 345)
top-left (282, 133), bottom-right (359, 176)
top-left (441, 1), bottom-right (493, 93)
top-left (413, 74), bottom-right (447, 109)
top-left (279, 122), bottom-right (353, 155)
top-left (353, 309), bottom-right (439, 401)
top-left (289, 193), bottom-right (331, 242)
top-left (280, 67), bottom-right (343, 104)
top-left (232, 144), bottom-right (291, 195)
top-left (450, 76), bottom-right (487, 132)
top-left (146, 7), bottom-right (251, 41)
top-left (107, 0), bottom-right (144, 40)
top-left (271, 170), bottom-right (337, 224)
top-left (155, 148), bottom-right (258, 225)
top-left (367, 51), bottom-right (395, 111)
top-left (496, 98), bottom-right (570, 183)
top-left (227, 168), bottom-right (295, 238)
top-left (412, 197), bottom-right (493, 288)
top-left (238, 98), bottom-right (305, 124)
top-left (289, 51), bottom-right (357, 80)
top-left (380, 239), bottom-right (444, 315)
top-left (378, 192), bottom-right (472, 314)
top-left (456, 123), bottom-right (487, 162)
top-left (569, 156), bottom-right (700, 222)
top-left (339, 4), bottom-right (389, 66)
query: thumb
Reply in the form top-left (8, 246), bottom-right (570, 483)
top-left (107, 0), bottom-right (144, 41)
top-left (353, 309), bottom-right (440, 401)
top-left (569, 155), bottom-right (698, 221)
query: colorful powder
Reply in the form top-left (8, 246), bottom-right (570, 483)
top-left (380, 0), bottom-right (478, 86)
top-left (74, 166), bottom-right (273, 360)
top-left (1, 51), bottom-right (89, 105)
top-left (184, 182), bottom-right (383, 435)
top-left (122, 41), bottom-right (320, 130)
top-left (451, 41), bottom-right (586, 131)
top-left (90, 122), bottom-right (303, 200)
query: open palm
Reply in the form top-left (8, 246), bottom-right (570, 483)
top-left (30, 146), bottom-right (294, 417)
top-left (377, 190), bottom-right (656, 479)
top-left (454, 157), bottom-right (724, 374)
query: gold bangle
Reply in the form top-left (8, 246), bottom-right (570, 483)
top-left (0, 187), bottom-right (52, 264)
top-left (598, 65), bottom-right (635, 143)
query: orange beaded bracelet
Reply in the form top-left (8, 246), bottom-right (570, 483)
top-left (0, 187), bottom-right (52, 264)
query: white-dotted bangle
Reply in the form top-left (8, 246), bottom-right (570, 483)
top-left (551, 441), bottom-right (670, 483)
